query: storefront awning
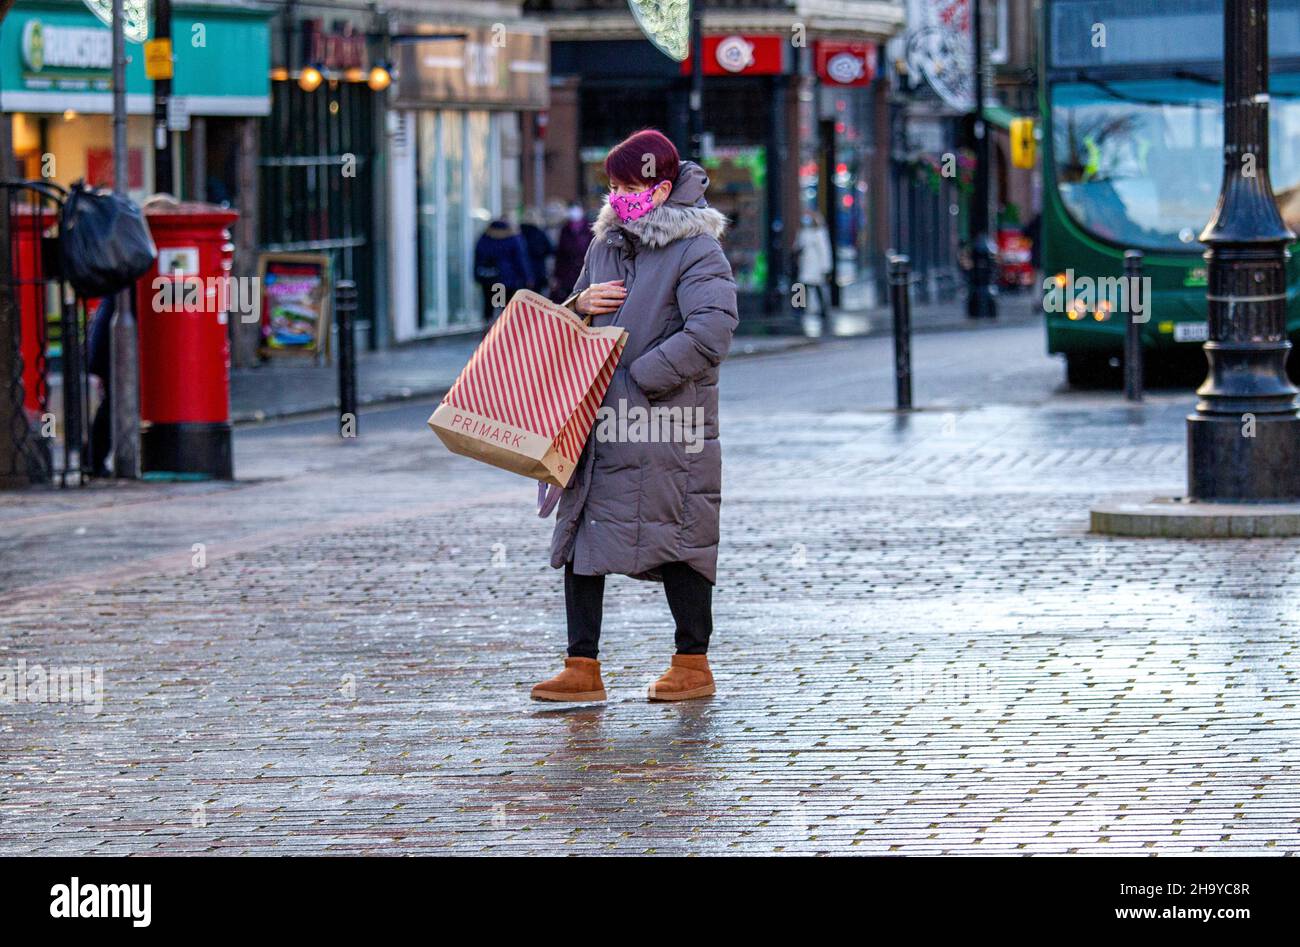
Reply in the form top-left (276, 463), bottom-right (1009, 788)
top-left (0, 2), bottom-right (272, 116)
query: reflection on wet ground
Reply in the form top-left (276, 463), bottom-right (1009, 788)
top-left (2, 329), bottom-right (1296, 854)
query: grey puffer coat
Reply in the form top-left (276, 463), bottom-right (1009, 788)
top-left (550, 161), bottom-right (738, 584)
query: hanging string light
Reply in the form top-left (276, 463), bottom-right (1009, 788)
top-left (366, 64), bottom-right (392, 92)
top-left (81, 0), bottom-right (150, 44)
top-left (297, 64), bottom-right (323, 92)
top-left (626, 0), bottom-right (691, 62)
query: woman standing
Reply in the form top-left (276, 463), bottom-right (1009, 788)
top-left (531, 129), bottom-right (738, 703)
top-left (795, 210), bottom-right (834, 335)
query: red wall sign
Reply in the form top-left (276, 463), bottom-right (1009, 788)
top-left (814, 41), bottom-right (876, 86)
top-left (680, 35), bottom-right (786, 76)
top-left (303, 19), bottom-right (369, 71)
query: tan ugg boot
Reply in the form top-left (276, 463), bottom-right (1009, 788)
top-left (531, 657), bottom-right (607, 702)
top-left (647, 654), bottom-right (715, 701)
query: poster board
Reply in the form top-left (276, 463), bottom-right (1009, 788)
top-left (257, 252), bottom-right (332, 361)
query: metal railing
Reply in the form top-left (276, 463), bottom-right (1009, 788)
top-left (1, 180), bottom-right (93, 488)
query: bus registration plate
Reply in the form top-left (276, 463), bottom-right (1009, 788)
top-left (1174, 323), bottom-right (1209, 343)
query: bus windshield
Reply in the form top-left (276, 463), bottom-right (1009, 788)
top-left (1051, 74), bottom-right (1300, 252)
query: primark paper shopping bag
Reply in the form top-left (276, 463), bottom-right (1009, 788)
top-left (428, 290), bottom-right (627, 487)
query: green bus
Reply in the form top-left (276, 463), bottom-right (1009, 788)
top-left (1040, 0), bottom-right (1300, 385)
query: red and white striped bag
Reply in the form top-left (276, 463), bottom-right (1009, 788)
top-left (428, 290), bottom-right (627, 488)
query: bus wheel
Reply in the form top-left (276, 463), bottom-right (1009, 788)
top-left (1065, 353), bottom-right (1121, 389)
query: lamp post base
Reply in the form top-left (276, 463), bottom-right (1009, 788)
top-left (1187, 412), bottom-right (1300, 501)
top-left (1092, 494), bottom-right (1300, 537)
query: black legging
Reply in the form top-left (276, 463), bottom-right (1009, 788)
top-left (90, 380), bottom-right (112, 475)
top-left (564, 561), bottom-right (713, 659)
top-left (87, 297), bottom-right (114, 475)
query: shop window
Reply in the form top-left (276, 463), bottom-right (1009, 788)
top-left (416, 110), bottom-right (504, 333)
top-left (701, 147), bottom-right (767, 293)
top-left (578, 84), bottom-right (671, 149)
top-left (701, 80), bottom-right (769, 147)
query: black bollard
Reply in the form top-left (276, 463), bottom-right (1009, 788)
top-left (889, 254), bottom-right (913, 411)
top-left (336, 279), bottom-right (358, 440)
top-left (1123, 250), bottom-right (1144, 403)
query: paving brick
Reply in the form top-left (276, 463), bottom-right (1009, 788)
top-left (2, 332), bottom-right (1298, 854)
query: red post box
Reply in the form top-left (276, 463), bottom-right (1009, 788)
top-left (134, 203), bottom-right (240, 479)
top-left (10, 207), bottom-right (55, 418)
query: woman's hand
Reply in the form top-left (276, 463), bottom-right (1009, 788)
top-left (575, 280), bottom-right (627, 316)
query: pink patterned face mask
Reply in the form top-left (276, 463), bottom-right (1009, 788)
top-left (609, 185), bottom-right (660, 224)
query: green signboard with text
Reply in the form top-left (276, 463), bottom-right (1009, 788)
top-left (0, 1), bottom-right (271, 113)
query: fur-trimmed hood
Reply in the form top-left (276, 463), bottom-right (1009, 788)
top-left (593, 160), bottom-right (728, 250)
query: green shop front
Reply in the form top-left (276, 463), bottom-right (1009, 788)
top-left (1, 1), bottom-right (270, 217)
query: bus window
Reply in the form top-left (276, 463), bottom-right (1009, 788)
top-left (1051, 76), bottom-right (1300, 251)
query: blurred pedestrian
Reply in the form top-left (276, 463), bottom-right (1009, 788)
top-left (531, 128), bottom-right (738, 705)
top-left (473, 217), bottom-right (534, 333)
top-left (550, 203), bottom-right (593, 302)
top-left (519, 209), bottom-right (554, 294)
top-left (543, 198), bottom-right (568, 242)
top-left (795, 210), bottom-right (834, 335)
top-left (86, 295), bottom-right (114, 477)
top-left (1024, 212), bottom-right (1042, 271)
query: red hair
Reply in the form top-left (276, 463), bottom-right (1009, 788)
top-left (604, 129), bottom-right (680, 189)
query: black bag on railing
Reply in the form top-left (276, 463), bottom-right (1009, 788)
top-left (58, 181), bottom-right (157, 298)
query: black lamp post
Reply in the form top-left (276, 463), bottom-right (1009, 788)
top-left (966, 0), bottom-right (997, 320)
top-left (1187, 0), bottom-right (1300, 501)
top-left (688, 2), bottom-right (704, 163)
top-left (153, 0), bottom-right (174, 196)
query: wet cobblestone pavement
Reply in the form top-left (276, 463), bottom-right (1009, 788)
top-left (2, 326), bottom-right (1298, 855)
